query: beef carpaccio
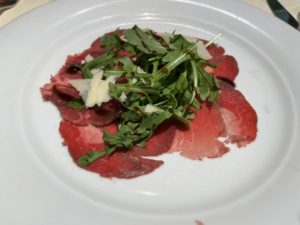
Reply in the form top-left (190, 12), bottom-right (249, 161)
top-left (41, 26), bottom-right (257, 179)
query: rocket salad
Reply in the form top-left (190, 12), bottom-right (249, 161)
top-left (74, 26), bottom-right (220, 167)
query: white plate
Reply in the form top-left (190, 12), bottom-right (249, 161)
top-left (1, 0), bottom-right (300, 224)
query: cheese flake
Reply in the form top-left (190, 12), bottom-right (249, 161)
top-left (196, 40), bottom-right (212, 60)
top-left (86, 71), bottom-right (116, 107)
top-left (69, 79), bottom-right (91, 102)
top-left (84, 54), bottom-right (94, 62)
top-left (181, 36), bottom-right (212, 60)
top-left (69, 70), bottom-right (116, 108)
top-left (144, 104), bottom-right (162, 114)
top-left (120, 92), bottom-right (127, 102)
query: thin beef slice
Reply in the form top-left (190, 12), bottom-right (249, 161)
top-left (217, 81), bottom-right (257, 147)
top-left (169, 102), bottom-right (229, 159)
top-left (59, 121), bottom-right (163, 179)
top-left (205, 43), bottom-right (239, 82)
top-left (129, 122), bottom-right (176, 157)
top-left (169, 81), bottom-right (257, 159)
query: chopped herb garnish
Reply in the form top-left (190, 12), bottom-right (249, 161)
top-left (77, 26), bottom-right (221, 167)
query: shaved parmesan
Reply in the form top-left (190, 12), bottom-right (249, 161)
top-left (120, 34), bottom-right (127, 42)
top-left (156, 32), bottom-right (172, 44)
top-left (84, 54), bottom-right (94, 62)
top-left (86, 71), bottom-right (116, 107)
top-left (69, 79), bottom-right (91, 102)
top-left (183, 36), bottom-right (198, 43)
top-left (120, 92), bottom-right (127, 102)
top-left (144, 104), bottom-right (162, 114)
top-left (182, 36), bottom-right (212, 60)
top-left (69, 70), bottom-right (116, 108)
top-left (132, 78), bottom-right (137, 84)
top-left (156, 32), bottom-right (212, 60)
top-left (195, 40), bottom-right (212, 60)
top-left (136, 66), bottom-right (146, 74)
top-left (91, 68), bottom-right (103, 77)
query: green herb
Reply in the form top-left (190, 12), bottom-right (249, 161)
top-left (124, 29), bottom-right (151, 54)
top-left (133, 26), bottom-right (167, 54)
top-left (78, 147), bottom-right (116, 167)
top-left (119, 57), bottom-right (135, 73)
top-left (68, 99), bottom-right (85, 109)
top-left (77, 26), bottom-right (221, 166)
top-left (82, 53), bottom-right (114, 79)
top-left (99, 31), bottom-right (123, 52)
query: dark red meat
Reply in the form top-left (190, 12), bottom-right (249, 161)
top-left (41, 31), bottom-right (257, 179)
top-left (40, 43), bottom-right (123, 127)
top-left (169, 81), bottom-right (257, 159)
top-left (91, 36), bottom-right (103, 49)
top-left (129, 122), bottom-right (176, 157)
top-left (59, 121), bottom-right (112, 160)
top-left (89, 101), bottom-right (123, 127)
top-left (56, 100), bottom-right (123, 127)
top-left (42, 81), bottom-right (123, 126)
top-left (217, 81), bottom-right (257, 147)
top-left (58, 106), bottom-right (91, 126)
top-left (59, 121), bottom-right (163, 179)
top-left (41, 46), bottom-right (105, 98)
top-left (41, 76), bottom-right (76, 105)
top-left (41, 81), bottom-right (72, 107)
top-left (87, 153), bottom-right (163, 179)
top-left (63, 48), bottom-right (104, 73)
top-left (208, 55), bottom-right (239, 82)
top-left (54, 84), bottom-right (80, 98)
top-left (195, 221), bottom-right (204, 225)
top-left (207, 43), bottom-right (225, 57)
top-left (169, 103), bottom-right (229, 159)
top-left (204, 43), bottom-right (239, 82)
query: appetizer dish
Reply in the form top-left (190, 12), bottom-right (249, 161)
top-left (41, 26), bottom-right (257, 179)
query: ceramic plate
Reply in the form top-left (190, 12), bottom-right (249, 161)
top-left (0, 0), bottom-right (300, 224)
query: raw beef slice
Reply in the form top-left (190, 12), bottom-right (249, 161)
top-left (169, 81), bottom-right (257, 159)
top-left (205, 43), bottom-right (239, 82)
top-left (169, 102), bottom-right (229, 159)
top-left (217, 81), bottom-right (257, 147)
top-left (59, 121), bottom-right (163, 178)
top-left (129, 122), bottom-right (176, 157)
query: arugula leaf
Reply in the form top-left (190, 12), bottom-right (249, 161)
top-left (139, 111), bottom-right (172, 130)
top-left (133, 26), bottom-right (167, 54)
top-left (112, 83), bottom-right (160, 95)
top-left (124, 29), bottom-right (150, 54)
top-left (191, 60), bottom-right (199, 88)
top-left (123, 42), bottom-right (136, 55)
top-left (99, 32), bottom-right (122, 52)
top-left (103, 69), bottom-right (125, 78)
top-left (77, 26), bottom-right (221, 166)
top-left (121, 110), bottom-right (142, 123)
top-left (191, 97), bottom-right (201, 109)
top-left (173, 108), bottom-right (190, 127)
top-left (164, 52), bottom-right (191, 73)
top-left (162, 51), bottom-right (181, 63)
top-left (169, 34), bottom-right (194, 51)
top-left (80, 108), bottom-right (162, 168)
top-left (82, 53), bottom-right (114, 79)
top-left (68, 99), bottom-right (85, 109)
top-left (119, 57), bottom-right (135, 73)
top-left (77, 146), bottom-right (116, 167)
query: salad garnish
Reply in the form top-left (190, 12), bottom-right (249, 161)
top-left (74, 26), bottom-right (221, 167)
